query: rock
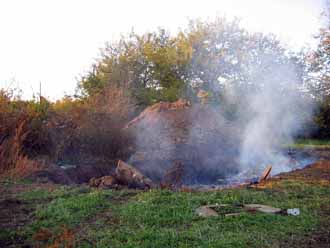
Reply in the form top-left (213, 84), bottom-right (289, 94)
top-left (88, 160), bottom-right (154, 189)
top-left (244, 204), bottom-right (282, 214)
top-left (89, 177), bottom-right (102, 187)
top-left (89, 175), bottom-right (118, 188)
top-left (195, 206), bottom-right (219, 217)
top-left (98, 175), bottom-right (118, 188)
top-left (116, 160), bottom-right (154, 189)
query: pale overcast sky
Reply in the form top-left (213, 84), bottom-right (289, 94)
top-left (0, 0), bottom-right (326, 100)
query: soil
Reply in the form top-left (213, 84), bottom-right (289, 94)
top-left (269, 160), bottom-right (330, 186)
top-left (0, 182), bottom-right (57, 247)
top-left (256, 160), bottom-right (330, 248)
top-left (23, 163), bottom-right (116, 185)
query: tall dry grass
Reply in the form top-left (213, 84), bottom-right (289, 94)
top-left (0, 85), bottom-right (136, 179)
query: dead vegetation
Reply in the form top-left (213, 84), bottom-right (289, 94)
top-left (0, 86), bottom-right (135, 182)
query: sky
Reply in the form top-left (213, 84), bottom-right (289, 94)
top-left (0, 0), bottom-right (327, 100)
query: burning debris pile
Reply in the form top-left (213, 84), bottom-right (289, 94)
top-left (120, 89), bottom-right (314, 187)
top-left (22, 95), bottom-right (313, 188)
top-left (124, 99), bottom-right (243, 185)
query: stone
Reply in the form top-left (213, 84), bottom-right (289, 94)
top-left (195, 206), bottom-right (219, 217)
top-left (116, 160), bottom-right (154, 189)
top-left (89, 175), bottom-right (118, 188)
top-left (98, 175), bottom-right (118, 188)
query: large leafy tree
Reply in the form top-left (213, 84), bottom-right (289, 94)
top-left (183, 19), bottom-right (300, 104)
top-left (78, 29), bottom-right (192, 105)
top-left (78, 17), bottom-right (300, 107)
top-left (304, 8), bottom-right (330, 138)
top-left (305, 28), bottom-right (330, 99)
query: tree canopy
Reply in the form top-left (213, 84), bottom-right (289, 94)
top-left (77, 18), bottom-right (300, 107)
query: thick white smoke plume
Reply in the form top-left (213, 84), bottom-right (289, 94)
top-left (128, 20), bottom-right (315, 185)
top-left (237, 58), bottom-right (312, 177)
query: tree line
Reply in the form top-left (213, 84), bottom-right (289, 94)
top-left (76, 17), bottom-right (330, 138)
top-left (2, 16), bottom-right (330, 177)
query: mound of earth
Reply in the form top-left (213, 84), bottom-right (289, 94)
top-left (125, 99), bottom-right (242, 185)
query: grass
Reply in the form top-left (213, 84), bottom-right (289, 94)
top-left (79, 181), bottom-right (329, 248)
top-left (32, 192), bottom-right (110, 228)
top-left (10, 186), bottom-right (113, 246)
top-left (27, 190), bottom-right (112, 233)
top-left (287, 138), bottom-right (330, 149)
top-left (2, 179), bottom-right (329, 247)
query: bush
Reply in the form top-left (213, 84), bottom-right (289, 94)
top-left (0, 85), bottom-right (135, 178)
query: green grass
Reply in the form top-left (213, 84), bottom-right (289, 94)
top-left (78, 181), bottom-right (330, 248)
top-left (5, 180), bottom-right (329, 247)
top-left (17, 188), bottom-right (113, 247)
top-left (287, 138), bottom-right (330, 149)
top-left (28, 190), bottom-right (112, 233)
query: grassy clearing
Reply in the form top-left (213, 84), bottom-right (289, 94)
top-left (31, 191), bottom-right (111, 229)
top-left (3, 186), bottom-right (112, 246)
top-left (287, 139), bottom-right (330, 149)
top-left (2, 179), bottom-right (329, 247)
top-left (25, 189), bottom-right (112, 233)
top-left (79, 181), bottom-right (329, 248)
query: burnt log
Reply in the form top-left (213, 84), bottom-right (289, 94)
top-left (259, 165), bottom-right (272, 182)
top-left (116, 160), bottom-right (154, 189)
top-left (89, 175), bottom-right (118, 189)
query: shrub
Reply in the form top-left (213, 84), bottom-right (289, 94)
top-left (0, 85), bottom-right (135, 178)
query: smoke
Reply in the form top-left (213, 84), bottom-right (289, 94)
top-left (128, 22), bottom-right (315, 185)
top-left (236, 56), bottom-right (313, 178)
top-left (130, 60), bottom-right (314, 184)
top-left (129, 113), bottom-right (175, 181)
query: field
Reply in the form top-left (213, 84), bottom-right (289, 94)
top-left (1, 160), bottom-right (329, 248)
top-left (288, 139), bottom-right (330, 149)
top-left (1, 6), bottom-right (330, 247)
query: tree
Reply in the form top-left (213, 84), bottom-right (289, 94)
top-left (183, 18), bottom-right (300, 104)
top-left (304, 5), bottom-right (330, 100)
top-left (304, 6), bottom-right (330, 138)
top-left (77, 29), bottom-right (192, 105)
top-left (77, 17), bottom-right (300, 108)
